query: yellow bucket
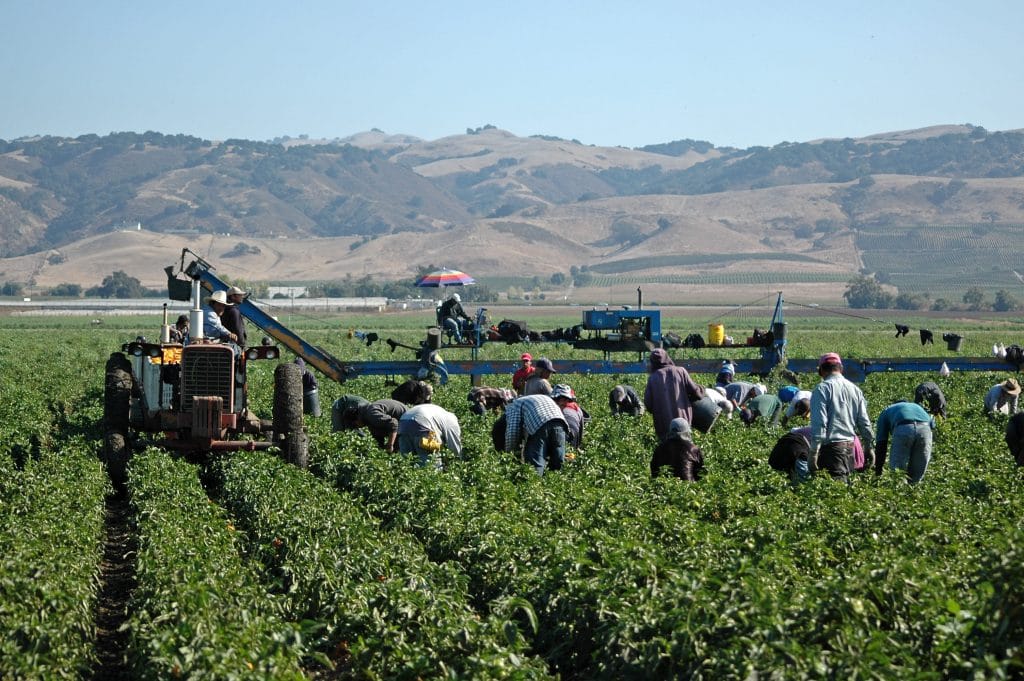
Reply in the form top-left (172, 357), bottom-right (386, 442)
top-left (708, 323), bottom-right (725, 346)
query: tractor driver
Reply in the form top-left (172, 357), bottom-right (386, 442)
top-left (200, 290), bottom-right (239, 345)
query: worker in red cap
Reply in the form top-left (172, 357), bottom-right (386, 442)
top-left (809, 352), bottom-right (874, 482)
top-left (512, 352), bottom-right (534, 393)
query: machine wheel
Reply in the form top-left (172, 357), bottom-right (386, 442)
top-left (103, 430), bottom-right (130, 489)
top-left (273, 363), bottom-right (306, 467)
top-left (104, 353), bottom-right (133, 431)
top-left (282, 430), bottom-right (309, 469)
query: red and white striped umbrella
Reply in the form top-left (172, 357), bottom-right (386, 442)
top-left (414, 268), bottom-right (476, 288)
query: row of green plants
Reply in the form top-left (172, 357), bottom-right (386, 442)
top-left (0, 445), bottom-right (108, 679)
top-left (211, 449), bottom-right (552, 679)
top-left (126, 449), bottom-right (306, 679)
top-left (301, 361), bottom-right (1024, 678)
top-left (0, 327), bottom-right (115, 679)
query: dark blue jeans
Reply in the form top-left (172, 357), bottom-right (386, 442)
top-left (523, 420), bottom-right (566, 475)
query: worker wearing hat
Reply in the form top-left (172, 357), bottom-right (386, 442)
top-left (200, 290), bottom-right (238, 344)
top-left (984, 378), bottom-right (1021, 415)
top-left (521, 357), bottom-right (555, 396)
top-left (222, 285), bottom-right (248, 347)
top-left (808, 352), bottom-right (874, 481)
top-left (512, 352), bottom-right (535, 393)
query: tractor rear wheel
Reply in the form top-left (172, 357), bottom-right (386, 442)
top-left (104, 353), bottom-right (133, 431)
top-left (273, 362), bottom-right (306, 467)
top-left (282, 430), bottom-right (309, 469)
top-left (103, 430), bottom-right (130, 489)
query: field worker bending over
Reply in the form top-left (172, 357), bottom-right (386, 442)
top-left (984, 379), bottom-right (1020, 416)
top-left (914, 381), bottom-right (948, 418)
top-left (504, 394), bottom-right (568, 475)
top-left (873, 401), bottom-right (935, 484)
top-left (809, 352), bottom-right (874, 481)
top-left (609, 384), bottom-right (644, 416)
top-left (340, 398), bottom-right (407, 452)
top-left (651, 418), bottom-right (704, 481)
top-left (779, 386), bottom-right (812, 427)
top-left (397, 403), bottom-right (462, 469)
top-left (643, 348), bottom-right (705, 441)
top-left (1005, 412), bottom-right (1024, 466)
top-left (467, 386), bottom-right (516, 415)
top-left (740, 391), bottom-right (782, 427)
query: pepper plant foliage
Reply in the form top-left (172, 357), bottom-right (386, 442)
top-left (1, 315), bottom-right (1023, 678)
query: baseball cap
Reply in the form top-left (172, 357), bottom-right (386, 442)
top-left (521, 353), bottom-right (532, 361)
top-left (818, 352), bottom-right (843, 368)
top-left (533, 357), bottom-right (555, 373)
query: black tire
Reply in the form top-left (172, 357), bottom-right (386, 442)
top-left (283, 430), bottom-right (309, 469)
top-left (104, 353), bottom-right (133, 431)
top-left (103, 430), bottom-right (130, 489)
top-left (273, 363), bottom-right (304, 435)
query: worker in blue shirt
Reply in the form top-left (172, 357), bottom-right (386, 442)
top-left (874, 401), bottom-right (935, 484)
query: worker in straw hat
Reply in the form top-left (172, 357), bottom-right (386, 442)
top-left (984, 378), bottom-right (1021, 416)
top-left (200, 290), bottom-right (238, 344)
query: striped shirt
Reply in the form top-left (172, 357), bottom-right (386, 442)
top-left (504, 395), bottom-right (566, 450)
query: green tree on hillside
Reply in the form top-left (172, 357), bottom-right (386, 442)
top-left (843, 275), bottom-right (893, 309)
top-left (993, 289), bottom-right (1020, 312)
top-left (86, 271), bottom-right (150, 298)
top-left (962, 287), bottom-right (986, 311)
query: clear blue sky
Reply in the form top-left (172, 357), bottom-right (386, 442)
top-left (3, 1), bottom-right (1022, 149)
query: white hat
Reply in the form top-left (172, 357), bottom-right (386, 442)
top-left (203, 290), bottom-right (232, 306)
top-left (451, 293), bottom-right (461, 302)
top-left (752, 383), bottom-right (767, 396)
top-left (226, 285), bottom-right (246, 296)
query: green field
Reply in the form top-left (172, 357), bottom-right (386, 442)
top-left (2, 312), bottom-right (1023, 678)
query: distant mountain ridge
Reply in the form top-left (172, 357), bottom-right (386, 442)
top-left (2, 124), bottom-right (1024, 302)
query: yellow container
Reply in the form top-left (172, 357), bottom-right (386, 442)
top-left (708, 323), bottom-right (725, 346)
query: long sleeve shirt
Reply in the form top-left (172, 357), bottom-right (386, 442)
top-left (504, 395), bottom-right (566, 451)
top-left (359, 399), bottom-right (407, 446)
top-left (984, 385), bottom-right (1019, 415)
top-left (874, 402), bottom-right (934, 448)
top-left (200, 305), bottom-right (233, 342)
top-left (398, 404), bottom-right (462, 456)
top-left (809, 372), bottom-right (874, 453)
top-left (644, 367), bottom-right (705, 440)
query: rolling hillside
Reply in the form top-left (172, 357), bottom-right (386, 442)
top-left (2, 124), bottom-right (1024, 303)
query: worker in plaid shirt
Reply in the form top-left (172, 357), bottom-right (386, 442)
top-left (467, 386), bottom-right (517, 415)
top-left (504, 394), bottom-right (568, 475)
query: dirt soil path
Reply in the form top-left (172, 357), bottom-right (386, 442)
top-left (89, 491), bottom-right (137, 680)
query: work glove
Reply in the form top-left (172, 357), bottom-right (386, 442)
top-left (862, 445), bottom-right (875, 472)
